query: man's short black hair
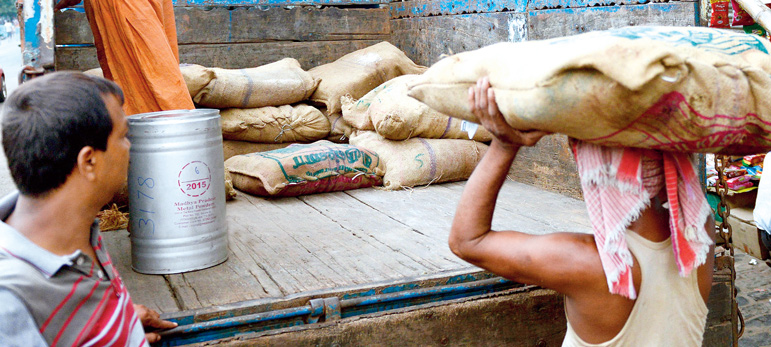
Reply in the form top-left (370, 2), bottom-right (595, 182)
top-left (1, 71), bottom-right (124, 197)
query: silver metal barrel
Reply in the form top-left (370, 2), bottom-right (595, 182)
top-left (127, 109), bottom-right (228, 274)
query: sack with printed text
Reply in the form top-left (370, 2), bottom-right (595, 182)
top-left (223, 140), bottom-right (296, 160)
top-left (409, 26), bottom-right (771, 155)
top-left (225, 141), bottom-right (384, 197)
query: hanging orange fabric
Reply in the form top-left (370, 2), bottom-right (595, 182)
top-left (84, 0), bottom-right (194, 115)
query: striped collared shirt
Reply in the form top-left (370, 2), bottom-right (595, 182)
top-left (0, 192), bottom-right (148, 346)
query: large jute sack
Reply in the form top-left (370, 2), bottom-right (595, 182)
top-left (220, 104), bottom-right (330, 143)
top-left (409, 26), bottom-right (771, 155)
top-left (309, 42), bottom-right (428, 115)
top-left (223, 140), bottom-right (295, 160)
top-left (195, 58), bottom-right (319, 108)
top-left (225, 141), bottom-right (384, 197)
top-left (326, 112), bottom-right (353, 143)
top-left (349, 131), bottom-right (488, 190)
top-left (83, 64), bottom-right (213, 98)
top-left (341, 94), bottom-right (375, 131)
top-left (180, 64), bottom-right (214, 98)
top-left (365, 75), bottom-right (493, 141)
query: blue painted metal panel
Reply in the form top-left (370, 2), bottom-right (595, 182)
top-left (390, 0), bottom-right (527, 18)
top-left (528, 0), bottom-right (650, 10)
top-left (181, 0), bottom-right (388, 6)
top-left (528, 2), bottom-right (692, 17)
top-left (388, 0), bottom-right (681, 17)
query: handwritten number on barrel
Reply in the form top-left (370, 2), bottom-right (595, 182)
top-left (138, 219), bottom-right (155, 235)
top-left (137, 177), bottom-right (155, 188)
top-left (136, 177), bottom-right (155, 235)
top-left (137, 190), bottom-right (154, 200)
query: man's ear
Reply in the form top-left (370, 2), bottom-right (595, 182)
top-left (77, 146), bottom-right (98, 181)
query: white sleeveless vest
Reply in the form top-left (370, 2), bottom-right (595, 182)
top-left (562, 231), bottom-right (708, 347)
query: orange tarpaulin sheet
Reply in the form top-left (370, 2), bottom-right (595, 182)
top-left (84, 0), bottom-right (194, 115)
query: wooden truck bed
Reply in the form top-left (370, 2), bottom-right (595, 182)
top-left (104, 180), bottom-right (592, 314)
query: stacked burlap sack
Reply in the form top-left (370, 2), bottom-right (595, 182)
top-left (226, 141), bottom-right (385, 197)
top-left (222, 42), bottom-right (497, 195)
top-left (308, 42), bottom-right (430, 143)
top-left (83, 62), bottom-right (312, 160)
top-left (181, 58), bottom-right (327, 160)
top-left (219, 42), bottom-right (487, 196)
top-left (87, 41), bottom-right (498, 197)
top-left (340, 74), bottom-right (494, 189)
top-left (408, 26), bottom-right (771, 155)
top-left (190, 41), bottom-right (431, 159)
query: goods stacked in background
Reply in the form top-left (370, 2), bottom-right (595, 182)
top-left (341, 74), bottom-right (493, 189)
top-left (89, 26), bottom-right (771, 199)
top-left (87, 41), bottom-right (490, 198)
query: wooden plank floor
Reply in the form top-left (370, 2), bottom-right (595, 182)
top-left (103, 180), bottom-right (592, 314)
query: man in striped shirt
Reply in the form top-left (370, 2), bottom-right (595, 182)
top-left (0, 72), bottom-right (177, 346)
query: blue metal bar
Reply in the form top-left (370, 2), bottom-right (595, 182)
top-left (161, 305), bottom-right (314, 335)
top-left (339, 278), bottom-right (518, 318)
top-left (59, 6), bottom-right (85, 13)
top-left (342, 277), bottom-right (510, 307)
top-left (156, 276), bottom-right (521, 345)
top-left (56, 44), bottom-right (94, 48)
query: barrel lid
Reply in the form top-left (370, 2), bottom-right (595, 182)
top-left (128, 109), bottom-right (219, 123)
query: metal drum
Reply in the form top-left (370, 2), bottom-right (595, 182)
top-left (127, 109), bottom-right (228, 274)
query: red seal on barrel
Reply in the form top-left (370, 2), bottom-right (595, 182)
top-left (178, 161), bottom-right (211, 197)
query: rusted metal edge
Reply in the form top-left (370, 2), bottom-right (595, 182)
top-left (155, 270), bottom-right (528, 346)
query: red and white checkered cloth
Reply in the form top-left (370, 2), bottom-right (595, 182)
top-left (573, 141), bottom-right (713, 299)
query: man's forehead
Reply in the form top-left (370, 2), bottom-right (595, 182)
top-left (102, 94), bottom-right (128, 128)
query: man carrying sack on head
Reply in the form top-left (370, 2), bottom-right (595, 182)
top-left (450, 77), bottom-right (715, 346)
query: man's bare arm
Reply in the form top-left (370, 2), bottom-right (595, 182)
top-left (449, 77), bottom-right (606, 295)
top-left (448, 139), bottom-right (604, 293)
